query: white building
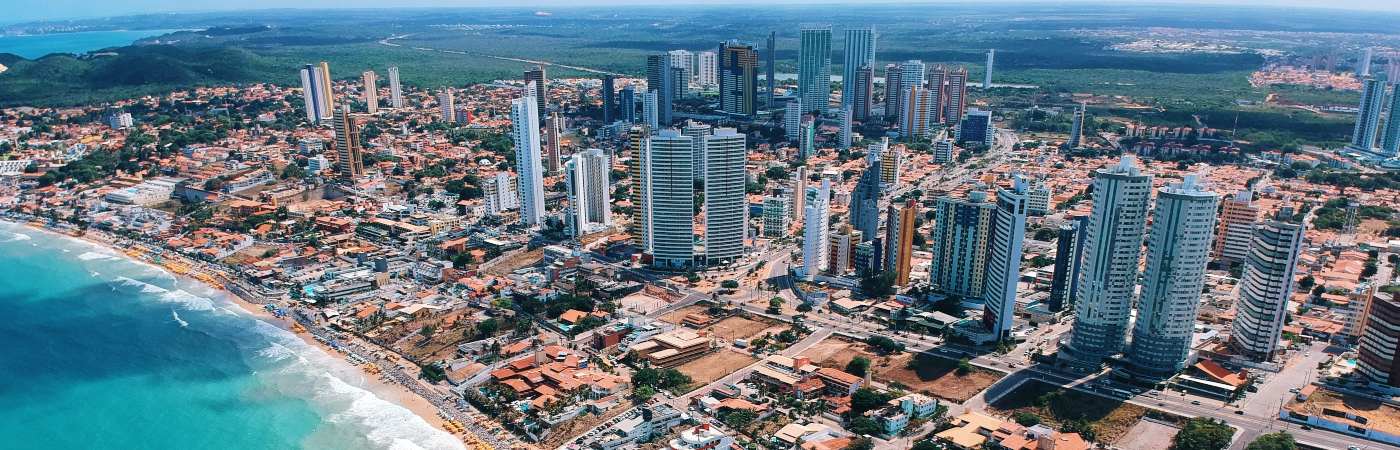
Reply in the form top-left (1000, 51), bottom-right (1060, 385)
top-left (1125, 175), bottom-right (1218, 379)
top-left (704, 128), bottom-right (747, 265)
top-left (1067, 102), bottom-right (1086, 148)
top-left (647, 130), bottom-right (696, 269)
top-left (797, 25), bottom-right (832, 114)
top-left (565, 148), bottom-right (612, 237)
top-left (1062, 156), bottom-right (1153, 368)
top-left (642, 91), bottom-right (660, 130)
top-left (1026, 180), bottom-right (1050, 216)
top-left (838, 105), bottom-right (853, 150)
top-left (763, 193), bottom-right (791, 238)
top-left (802, 179), bottom-right (832, 281)
top-left (362, 70), bottom-right (378, 114)
top-left (841, 26), bottom-right (876, 109)
top-left (784, 100), bottom-right (803, 142)
top-left (108, 111), bottom-right (133, 129)
top-left (982, 175), bottom-right (1029, 341)
top-left (681, 121), bottom-right (712, 180)
top-left (933, 139), bottom-right (954, 163)
top-left (668, 424), bottom-right (733, 450)
top-left (483, 172), bottom-right (519, 216)
top-left (103, 177), bottom-right (182, 206)
top-left (510, 95), bottom-right (546, 226)
top-left (696, 51), bottom-right (718, 86)
top-left (1229, 210), bottom-right (1305, 362)
top-left (387, 66), bottom-right (403, 108)
top-left (439, 90), bottom-right (455, 123)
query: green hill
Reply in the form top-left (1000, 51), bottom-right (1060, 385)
top-left (0, 45), bottom-right (281, 107)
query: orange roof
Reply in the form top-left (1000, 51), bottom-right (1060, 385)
top-left (559, 309), bottom-right (587, 324)
top-left (1194, 360), bottom-right (1247, 388)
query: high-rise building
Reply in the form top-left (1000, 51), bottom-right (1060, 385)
top-left (647, 54), bottom-right (667, 93)
top-left (830, 225), bottom-right (857, 275)
top-left (879, 139), bottom-right (901, 188)
top-left (646, 130), bottom-right (696, 269)
top-left (565, 148), bottom-right (612, 237)
top-left (641, 91), bottom-right (659, 130)
top-left (1026, 180), bottom-right (1050, 216)
top-left (852, 65), bottom-right (875, 121)
top-left (943, 67), bottom-right (968, 125)
top-left (1213, 189), bottom-right (1259, 264)
top-left (697, 51), bottom-right (718, 86)
top-left (667, 50), bottom-right (695, 90)
top-left (798, 25), bottom-right (832, 114)
top-left (842, 27), bottom-right (876, 109)
top-left (620, 86), bottom-right (637, 123)
top-left (387, 66), bottom-right (403, 109)
top-left (1048, 219), bottom-right (1083, 312)
top-left (1067, 102), bottom-right (1086, 149)
top-left (784, 100), bottom-right (804, 142)
top-left (361, 70), bottom-right (378, 114)
top-left (602, 75), bottom-right (616, 124)
top-left (765, 31), bottom-right (777, 107)
top-left (719, 40), bottom-right (759, 117)
top-left (838, 106), bottom-right (853, 150)
top-left (883, 63), bottom-right (902, 122)
top-left (793, 166), bottom-right (807, 224)
top-left (439, 90), bottom-right (455, 123)
top-left (929, 190), bottom-right (995, 299)
top-left (927, 65), bottom-right (948, 124)
top-left (1382, 82), bottom-right (1400, 157)
top-left (107, 110), bottom-right (133, 129)
top-left (544, 112), bottom-right (563, 174)
top-left (681, 121), bottom-right (714, 180)
top-left (657, 65), bottom-right (682, 126)
top-left (983, 49), bottom-right (995, 90)
top-left (316, 61), bottom-right (334, 117)
top-left (799, 120), bottom-right (816, 160)
top-left (510, 95), bottom-right (546, 226)
top-left (802, 179), bottom-right (832, 280)
top-left (627, 126), bottom-right (650, 246)
top-left (886, 199), bottom-right (918, 286)
top-left (1061, 156), bottom-right (1153, 368)
top-left (1124, 176), bottom-right (1218, 379)
top-left (524, 66), bottom-right (548, 115)
top-left (901, 86), bottom-right (934, 139)
top-left (299, 64), bottom-right (330, 123)
top-left (704, 128), bottom-right (747, 265)
top-left (957, 108), bottom-right (994, 147)
top-left (1360, 46), bottom-right (1375, 77)
top-left (762, 193), bottom-right (791, 238)
top-left (1358, 291), bottom-right (1400, 387)
top-left (483, 172), bottom-right (519, 216)
top-left (332, 105), bottom-right (364, 181)
top-left (1347, 77), bottom-right (1384, 152)
top-left (849, 152), bottom-right (882, 240)
top-left (983, 176), bottom-right (1029, 340)
top-left (1229, 209), bottom-right (1304, 362)
top-left (932, 139), bottom-right (954, 163)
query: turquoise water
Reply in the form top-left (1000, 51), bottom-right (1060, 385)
top-left (0, 30), bottom-right (180, 59)
top-left (0, 222), bottom-right (464, 450)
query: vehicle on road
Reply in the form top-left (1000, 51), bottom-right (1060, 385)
top-left (1191, 400), bottom-right (1201, 405)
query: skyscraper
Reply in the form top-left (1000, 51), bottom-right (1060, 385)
top-left (765, 31), bottom-right (777, 108)
top-left (299, 64), bottom-right (327, 123)
top-left (901, 86), bottom-right (934, 139)
top-left (983, 176), bottom-right (1029, 341)
top-left (565, 148), bottom-right (612, 237)
top-left (659, 66), bottom-right (683, 125)
top-left (802, 179), bottom-right (832, 280)
top-left (620, 86), bottom-right (637, 123)
top-left (719, 40), bottom-right (759, 117)
top-left (647, 130), bottom-right (696, 269)
top-left (798, 25), bottom-right (832, 114)
top-left (627, 126), bottom-right (649, 246)
top-left (944, 67), bottom-right (968, 124)
top-left (890, 60), bottom-right (925, 125)
top-left (641, 91), bottom-right (659, 130)
top-left (886, 199), bottom-right (918, 286)
top-left (544, 112), bottom-right (563, 174)
top-left (602, 75), bottom-right (616, 124)
top-left (793, 166), bottom-right (807, 225)
top-left (317, 61), bottom-right (334, 116)
top-left (784, 100), bottom-right (804, 142)
top-left (1347, 77), bottom-right (1384, 152)
top-left (332, 105), bottom-right (364, 181)
top-left (883, 63), bottom-right (902, 122)
top-left (1382, 83), bottom-right (1400, 157)
top-left (387, 66), bottom-right (403, 109)
top-left (1067, 102), bottom-right (1086, 149)
top-left (849, 152), bottom-right (882, 240)
top-left (957, 109), bottom-right (994, 147)
top-left (646, 54), bottom-right (666, 92)
top-left (681, 121), bottom-right (713, 180)
top-left (510, 95), bottom-right (546, 226)
top-left (697, 51), bottom-right (718, 86)
top-left (704, 128), bottom-right (747, 265)
top-left (1048, 218), bottom-right (1084, 312)
top-left (524, 66), bottom-right (548, 115)
top-left (1125, 176), bottom-right (1218, 379)
top-left (838, 106), bottom-right (853, 150)
top-left (927, 65), bottom-right (947, 124)
top-left (879, 138), bottom-right (901, 189)
top-left (1358, 292), bottom-right (1400, 386)
top-left (439, 90), bottom-right (455, 123)
top-left (929, 191), bottom-right (995, 299)
top-left (1213, 189), bottom-right (1259, 264)
top-left (852, 65), bottom-right (875, 121)
top-left (1229, 209), bottom-right (1304, 362)
top-left (983, 49), bottom-right (995, 90)
top-left (361, 70), bottom-right (378, 114)
top-left (799, 120), bottom-right (816, 160)
top-left (1062, 156), bottom-right (1152, 368)
top-left (842, 27), bottom-right (876, 109)
top-left (667, 50), bottom-right (695, 90)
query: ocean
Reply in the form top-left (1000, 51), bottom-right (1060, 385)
top-left (0, 29), bottom-right (181, 59)
top-left (0, 222), bottom-right (465, 450)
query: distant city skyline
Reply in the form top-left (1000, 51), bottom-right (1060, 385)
top-left (5, 0), bottom-right (1400, 25)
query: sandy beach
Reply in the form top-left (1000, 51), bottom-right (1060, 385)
top-left (13, 221), bottom-right (481, 447)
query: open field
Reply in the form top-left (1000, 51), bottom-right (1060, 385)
top-left (799, 338), bottom-right (1003, 403)
top-left (674, 350), bottom-right (759, 388)
top-left (989, 380), bottom-right (1148, 443)
top-left (1114, 419), bottom-right (1179, 450)
top-left (658, 304), bottom-right (711, 325)
top-left (706, 316), bottom-right (784, 342)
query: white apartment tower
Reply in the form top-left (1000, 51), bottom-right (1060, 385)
top-left (802, 179), bottom-right (832, 281)
top-left (510, 95), bottom-right (546, 226)
top-left (1229, 210), bottom-right (1305, 362)
top-left (439, 90), bottom-right (455, 123)
top-left (1124, 175), bottom-right (1219, 379)
top-left (696, 51), bottom-right (718, 86)
top-left (842, 27), bottom-right (876, 109)
top-left (565, 148), bottom-right (612, 237)
top-left (785, 100), bottom-right (803, 142)
top-left (647, 130), bottom-right (696, 269)
top-left (387, 66), bottom-right (403, 108)
top-left (704, 128), bottom-right (748, 265)
top-left (982, 175), bottom-right (1029, 341)
top-left (361, 70), bottom-right (378, 114)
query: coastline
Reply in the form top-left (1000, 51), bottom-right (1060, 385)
top-left (5, 220), bottom-right (473, 448)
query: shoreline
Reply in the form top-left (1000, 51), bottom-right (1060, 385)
top-left (4, 220), bottom-right (474, 448)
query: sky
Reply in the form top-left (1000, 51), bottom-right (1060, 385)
top-left (5, 0), bottom-right (1400, 24)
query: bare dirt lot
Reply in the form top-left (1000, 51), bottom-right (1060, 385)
top-left (674, 349), bottom-right (759, 389)
top-left (1114, 419), bottom-right (1178, 450)
top-left (705, 316), bottom-right (785, 342)
top-left (799, 338), bottom-right (1002, 403)
top-left (989, 380), bottom-right (1148, 443)
top-left (659, 304), bottom-right (712, 325)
